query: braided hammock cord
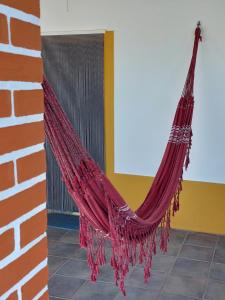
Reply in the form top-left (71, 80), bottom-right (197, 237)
top-left (43, 25), bottom-right (201, 295)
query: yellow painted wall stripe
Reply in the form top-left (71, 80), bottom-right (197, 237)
top-left (104, 31), bottom-right (225, 235)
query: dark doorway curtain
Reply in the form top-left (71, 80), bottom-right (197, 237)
top-left (42, 34), bottom-right (104, 214)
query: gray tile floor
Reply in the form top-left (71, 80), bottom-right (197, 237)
top-left (47, 227), bottom-right (225, 300)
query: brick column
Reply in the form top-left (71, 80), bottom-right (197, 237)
top-left (0, 1), bottom-right (48, 299)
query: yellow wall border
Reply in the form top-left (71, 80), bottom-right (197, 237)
top-left (104, 31), bottom-right (225, 235)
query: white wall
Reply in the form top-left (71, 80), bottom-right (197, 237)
top-left (40, 0), bottom-right (225, 184)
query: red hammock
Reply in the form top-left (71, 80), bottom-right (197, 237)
top-left (43, 24), bottom-right (201, 295)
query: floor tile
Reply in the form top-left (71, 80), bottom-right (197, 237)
top-left (158, 293), bottom-right (199, 300)
top-left (56, 259), bottom-right (90, 279)
top-left (163, 274), bottom-right (206, 298)
top-left (179, 244), bottom-right (213, 261)
top-left (47, 227), bottom-right (225, 299)
top-left (48, 255), bottom-right (68, 277)
top-left (168, 230), bottom-right (187, 247)
top-left (152, 255), bottom-right (176, 273)
top-left (72, 281), bottom-right (118, 300)
top-left (74, 245), bottom-right (111, 262)
top-left (205, 279), bottom-right (225, 300)
top-left (210, 263), bottom-right (225, 282)
top-left (214, 244), bottom-right (225, 264)
top-left (158, 244), bottom-right (181, 257)
top-left (97, 263), bottom-right (117, 283)
top-left (171, 257), bottom-right (210, 278)
top-left (105, 238), bottom-right (113, 248)
top-left (48, 238), bottom-right (56, 249)
top-left (126, 267), bottom-right (166, 291)
top-left (48, 274), bottom-right (85, 299)
top-left (114, 286), bottom-right (159, 300)
top-left (71, 244), bottom-right (88, 260)
top-left (48, 241), bottom-right (81, 258)
top-left (217, 236), bottom-right (225, 247)
top-left (185, 232), bottom-right (217, 248)
top-left (58, 230), bottom-right (80, 244)
top-left (218, 235), bottom-right (225, 243)
top-left (104, 246), bottom-right (112, 261)
top-left (157, 229), bottom-right (186, 250)
top-left (47, 227), bottom-right (68, 241)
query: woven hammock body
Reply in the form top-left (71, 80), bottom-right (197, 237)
top-left (43, 26), bottom-right (201, 294)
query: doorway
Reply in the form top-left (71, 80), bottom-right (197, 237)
top-left (42, 33), bottom-right (105, 229)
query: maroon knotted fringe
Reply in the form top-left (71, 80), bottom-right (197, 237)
top-left (43, 24), bottom-right (201, 295)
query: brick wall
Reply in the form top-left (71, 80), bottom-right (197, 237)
top-left (0, 1), bottom-right (48, 299)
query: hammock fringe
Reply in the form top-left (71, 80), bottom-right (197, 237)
top-left (77, 156), bottom-right (187, 295)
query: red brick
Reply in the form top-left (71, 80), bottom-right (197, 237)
top-left (0, 52), bottom-right (43, 82)
top-left (14, 90), bottom-right (44, 116)
top-left (0, 1), bottom-right (40, 17)
top-left (0, 229), bottom-right (14, 260)
top-left (0, 237), bottom-right (47, 296)
top-left (20, 210), bottom-right (47, 248)
top-left (7, 291), bottom-right (18, 300)
top-left (11, 18), bottom-right (41, 50)
top-left (39, 290), bottom-right (49, 300)
top-left (0, 13), bottom-right (8, 44)
top-left (0, 162), bottom-right (15, 191)
top-left (0, 121), bottom-right (45, 155)
top-left (17, 150), bottom-right (46, 183)
top-left (0, 90), bottom-right (11, 117)
top-left (21, 266), bottom-right (48, 299)
top-left (0, 181), bottom-right (46, 228)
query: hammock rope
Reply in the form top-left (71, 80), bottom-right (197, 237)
top-left (43, 24), bottom-right (201, 295)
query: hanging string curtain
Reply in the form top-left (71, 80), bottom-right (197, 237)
top-left (43, 24), bottom-right (202, 295)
